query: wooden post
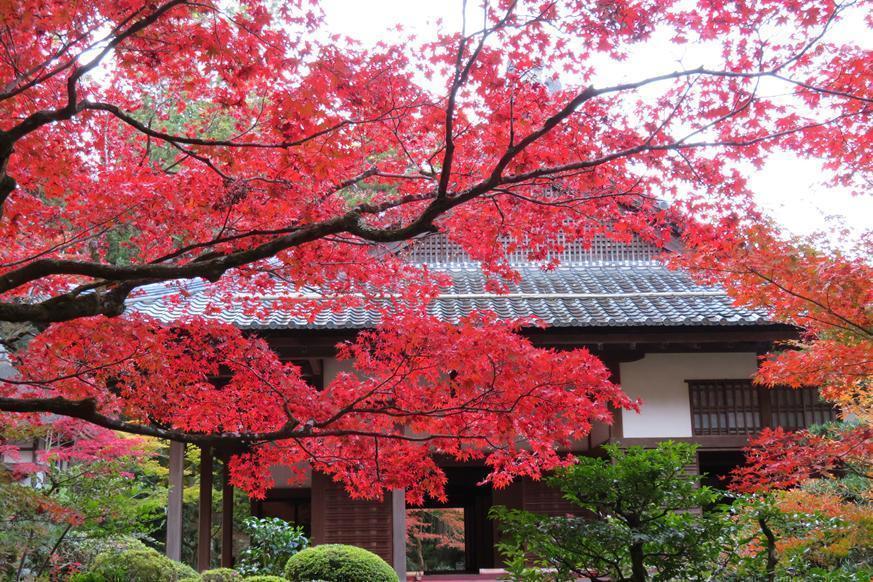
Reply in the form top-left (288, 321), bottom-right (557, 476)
top-left (197, 445), bottom-right (213, 572)
top-left (166, 441), bottom-right (185, 562)
top-left (221, 458), bottom-right (234, 568)
top-left (391, 489), bottom-right (406, 579)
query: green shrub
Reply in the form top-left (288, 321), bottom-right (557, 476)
top-left (238, 516), bottom-right (309, 576)
top-left (60, 533), bottom-right (150, 573)
top-left (173, 561), bottom-right (200, 580)
top-left (284, 544), bottom-right (397, 582)
top-left (201, 568), bottom-right (242, 581)
top-left (492, 442), bottom-right (727, 582)
top-left (88, 547), bottom-right (194, 581)
top-left (244, 576), bottom-right (289, 582)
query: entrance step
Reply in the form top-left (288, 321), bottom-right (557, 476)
top-left (407, 573), bottom-right (505, 581)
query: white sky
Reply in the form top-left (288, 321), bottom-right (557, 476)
top-left (321, 0), bottom-right (872, 239)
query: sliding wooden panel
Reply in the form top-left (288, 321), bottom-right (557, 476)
top-left (311, 472), bottom-right (394, 564)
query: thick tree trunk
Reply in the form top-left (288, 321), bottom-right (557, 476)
top-left (629, 542), bottom-right (647, 582)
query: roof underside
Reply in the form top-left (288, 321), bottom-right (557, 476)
top-left (130, 235), bottom-right (769, 330)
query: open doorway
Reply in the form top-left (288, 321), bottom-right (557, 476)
top-left (406, 507), bottom-right (466, 574)
top-left (405, 467), bottom-right (495, 575)
top-left (698, 450), bottom-right (746, 491)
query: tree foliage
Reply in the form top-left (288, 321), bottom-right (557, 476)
top-left (492, 442), bottom-right (727, 582)
top-left (681, 221), bottom-right (872, 422)
top-left (727, 491), bottom-right (873, 582)
top-left (730, 423), bottom-right (873, 495)
top-left (237, 517), bottom-right (308, 577)
top-left (0, 0), bottom-right (870, 500)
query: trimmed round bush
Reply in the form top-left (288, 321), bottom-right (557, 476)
top-left (173, 561), bottom-right (201, 580)
top-left (244, 577), bottom-right (289, 582)
top-left (61, 533), bottom-right (150, 574)
top-left (284, 544), bottom-right (397, 582)
top-left (201, 568), bottom-right (242, 581)
top-left (87, 547), bottom-right (196, 581)
top-left (90, 548), bottom-right (176, 581)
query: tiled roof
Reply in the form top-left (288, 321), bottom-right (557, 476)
top-left (129, 236), bottom-right (769, 329)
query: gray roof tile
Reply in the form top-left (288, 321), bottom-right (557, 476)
top-left (129, 238), bottom-right (769, 329)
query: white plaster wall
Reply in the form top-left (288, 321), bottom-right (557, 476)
top-left (619, 353), bottom-right (758, 438)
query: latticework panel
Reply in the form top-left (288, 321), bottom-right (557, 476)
top-left (770, 387), bottom-right (837, 430)
top-left (688, 380), bottom-right (837, 436)
top-left (689, 380), bottom-right (762, 436)
top-left (403, 233), bottom-right (662, 266)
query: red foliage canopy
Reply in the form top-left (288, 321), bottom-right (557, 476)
top-left (730, 425), bottom-right (873, 493)
top-left (681, 221), bottom-right (872, 413)
top-left (0, 0), bottom-right (870, 498)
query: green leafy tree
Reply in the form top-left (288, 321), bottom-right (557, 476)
top-left (491, 442), bottom-right (727, 582)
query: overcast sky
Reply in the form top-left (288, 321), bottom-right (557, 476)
top-left (320, 0), bottom-right (872, 239)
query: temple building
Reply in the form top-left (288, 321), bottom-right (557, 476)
top-left (132, 234), bottom-right (834, 578)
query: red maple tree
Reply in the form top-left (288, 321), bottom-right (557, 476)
top-left (680, 218), bottom-right (871, 493)
top-left (0, 1), bottom-right (870, 499)
top-left (681, 222), bottom-right (871, 415)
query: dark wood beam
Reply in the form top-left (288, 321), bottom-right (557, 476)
top-left (260, 325), bottom-right (798, 359)
top-left (221, 458), bottom-right (234, 568)
top-left (612, 435), bottom-right (751, 450)
top-left (166, 441), bottom-right (185, 562)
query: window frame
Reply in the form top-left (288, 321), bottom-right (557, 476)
top-left (686, 379), bottom-right (836, 436)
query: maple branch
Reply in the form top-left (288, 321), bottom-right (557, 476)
top-left (80, 100), bottom-right (364, 149)
top-left (0, 104), bottom-right (862, 323)
top-left (0, 10), bottom-right (143, 102)
top-left (0, 396), bottom-right (493, 448)
top-left (499, 110), bottom-right (865, 185)
top-left (0, 0), bottom-right (189, 214)
top-left (746, 267), bottom-right (873, 338)
top-left (3, 1), bottom-right (188, 143)
top-left (439, 0), bottom-right (518, 198)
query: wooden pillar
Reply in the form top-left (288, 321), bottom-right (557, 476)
top-left (197, 445), bottom-right (213, 572)
top-left (166, 441), bottom-right (185, 561)
top-left (310, 471), bottom-right (326, 545)
top-left (221, 459), bottom-right (234, 568)
top-left (391, 489), bottom-right (406, 579)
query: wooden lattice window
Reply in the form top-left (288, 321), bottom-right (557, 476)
top-left (770, 386), bottom-right (837, 430)
top-left (688, 380), bottom-right (836, 436)
top-left (689, 379), bottom-right (762, 435)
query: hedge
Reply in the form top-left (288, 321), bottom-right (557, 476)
top-left (284, 544), bottom-right (397, 582)
top-left (71, 547), bottom-right (198, 581)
